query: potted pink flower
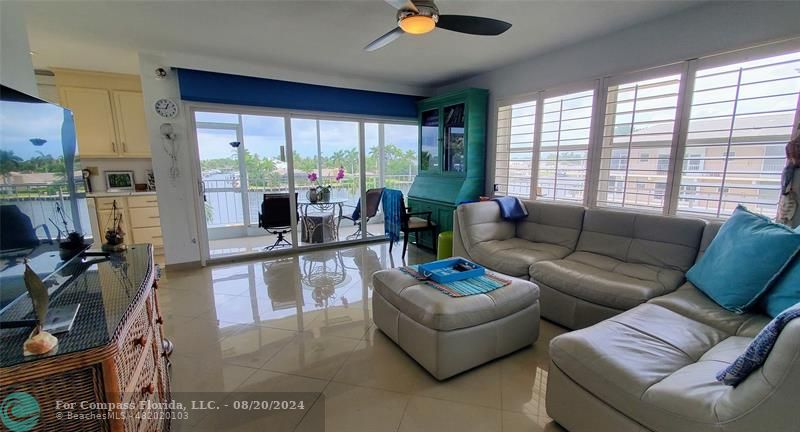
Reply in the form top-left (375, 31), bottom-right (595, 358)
top-left (307, 172), bottom-right (319, 202)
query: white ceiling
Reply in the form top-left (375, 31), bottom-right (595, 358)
top-left (24, 1), bottom-right (702, 93)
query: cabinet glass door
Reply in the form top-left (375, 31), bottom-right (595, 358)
top-left (443, 103), bottom-right (465, 173)
top-left (420, 109), bottom-right (439, 173)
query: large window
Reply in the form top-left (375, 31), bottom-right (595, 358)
top-left (597, 73), bottom-right (681, 211)
top-left (538, 90), bottom-right (594, 203)
top-left (493, 87), bottom-right (594, 202)
top-left (677, 51), bottom-right (800, 217)
top-left (493, 43), bottom-right (800, 219)
top-left (494, 99), bottom-right (536, 197)
top-left (194, 110), bottom-right (418, 258)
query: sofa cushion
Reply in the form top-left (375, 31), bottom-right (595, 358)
top-left (516, 201), bottom-right (585, 250)
top-left (717, 303), bottom-right (800, 386)
top-left (576, 209), bottom-right (705, 272)
top-left (531, 251), bottom-right (685, 310)
top-left (549, 304), bottom-right (735, 427)
top-left (472, 238), bottom-right (571, 277)
top-left (456, 201), bottom-right (515, 247)
top-left (649, 283), bottom-right (770, 338)
top-left (372, 268), bottom-right (539, 331)
top-left (762, 255), bottom-right (800, 318)
top-left (698, 220), bottom-right (723, 259)
top-left (686, 205), bottom-right (800, 313)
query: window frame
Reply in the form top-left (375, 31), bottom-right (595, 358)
top-left (494, 81), bottom-right (598, 205)
top-left (492, 38), bottom-right (800, 219)
top-left (594, 62), bottom-right (688, 214)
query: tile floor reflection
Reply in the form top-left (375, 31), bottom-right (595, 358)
top-left (159, 242), bottom-right (567, 432)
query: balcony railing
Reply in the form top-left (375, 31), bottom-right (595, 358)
top-left (0, 183), bottom-right (90, 239)
top-left (203, 175), bottom-right (416, 228)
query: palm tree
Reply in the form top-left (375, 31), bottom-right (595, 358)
top-left (0, 149), bottom-right (22, 185)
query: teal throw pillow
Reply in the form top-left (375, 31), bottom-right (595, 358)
top-left (763, 252), bottom-right (800, 318)
top-left (686, 205), bottom-right (800, 313)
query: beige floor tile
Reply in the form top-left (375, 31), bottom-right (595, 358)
top-left (169, 354), bottom-right (258, 393)
top-left (296, 382), bottom-right (410, 432)
top-left (199, 369), bottom-right (327, 432)
top-left (332, 329), bottom-right (436, 393)
top-left (500, 321), bottom-right (565, 413)
top-left (501, 351), bottom-right (551, 414)
top-left (502, 411), bottom-right (564, 432)
top-left (304, 303), bottom-right (373, 340)
top-left (210, 293), bottom-right (263, 324)
top-left (262, 333), bottom-right (360, 380)
top-left (415, 360), bottom-right (503, 409)
top-left (237, 368), bottom-right (328, 393)
top-left (218, 324), bottom-right (298, 369)
top-left (397, 396), bottom-right (502, 432)
top-left (160, 243), bottom-right (572, 432)
top-left (166, 316), bottom-right (237, 357)
top-left (156, 286), bottom-right (217, 320)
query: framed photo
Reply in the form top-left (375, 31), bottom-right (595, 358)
top-left (105, 171), bottom-right (135, 192)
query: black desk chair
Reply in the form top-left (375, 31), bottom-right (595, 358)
top-left (339, 187), bottom-right (384, 240)
top-left (258, 193), bottom-right (296, 251)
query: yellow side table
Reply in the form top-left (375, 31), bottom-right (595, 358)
top-left (437, 231), bottom-right (453, 260)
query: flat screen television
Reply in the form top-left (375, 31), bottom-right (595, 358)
top-left (0, 84), bottom-right (91, 313)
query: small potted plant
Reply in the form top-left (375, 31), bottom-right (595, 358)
top-left (307, 172), bottom-right (319, 203)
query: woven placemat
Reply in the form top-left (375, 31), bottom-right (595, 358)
top-left (399, 265), bottom-right (511, 297)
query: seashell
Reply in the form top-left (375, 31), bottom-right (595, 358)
top-left (23, 330), bottom-right (58, 356)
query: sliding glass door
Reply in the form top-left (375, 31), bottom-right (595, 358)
top-left (192, 107), bottom-right (417, 260)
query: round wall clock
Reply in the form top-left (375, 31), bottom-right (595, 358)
top-left (154, 98), bottom-right (178, 118)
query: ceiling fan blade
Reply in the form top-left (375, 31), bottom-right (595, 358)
top-left (436, 15), bottom-right (512, 36)
top-left (364, 27), bottom-right (404, 52)
top-left (384, 0), bottom-right (418, 13)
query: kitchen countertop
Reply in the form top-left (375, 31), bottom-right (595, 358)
top-left (87, 191), bottom-right (157, 197)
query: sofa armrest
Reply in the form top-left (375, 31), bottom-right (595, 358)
top-left (452, 208), bottom-right (473, 261)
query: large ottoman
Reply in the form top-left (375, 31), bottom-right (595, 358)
top-left (372, 266), bottom-right (541, 380)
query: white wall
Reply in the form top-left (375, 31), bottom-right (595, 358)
top-left (0, 2), bottom-right (36, 95)
top-left (436, 1), bottom-right (800, 194)
top-left (138, 53), bottom-right (201, 265)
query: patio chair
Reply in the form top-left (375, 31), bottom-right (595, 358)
top-left (383, 190), bottom-right (436, 259)
top-left (258, 193), bottom-right (296, 251)
top-left (338, 187), bottom-right (384, 240)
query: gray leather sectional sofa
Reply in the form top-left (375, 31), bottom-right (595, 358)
top-left (453, 200), bottom-right (800, 431)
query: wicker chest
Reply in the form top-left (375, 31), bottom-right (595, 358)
top-left (0, 245), bottom-right (172, 432)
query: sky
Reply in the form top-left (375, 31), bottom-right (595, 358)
top-left (195, 112), bottom-right (417, 162)
top-left (0, 99), bottom-right (69, 161)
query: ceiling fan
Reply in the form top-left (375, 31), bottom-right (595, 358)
top-left (365, 0), bottom-right (512, 52)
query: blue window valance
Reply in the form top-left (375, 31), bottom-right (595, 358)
top-left (176, 68), bottom-right (421, 118)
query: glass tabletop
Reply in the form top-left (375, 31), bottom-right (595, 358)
top-left (297, 198), bottom-right (348, 205)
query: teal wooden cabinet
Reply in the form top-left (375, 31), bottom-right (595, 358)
top-left (408, 88), bottom-right (488, 250)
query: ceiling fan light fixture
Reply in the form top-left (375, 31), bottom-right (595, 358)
top-left (399, 15), bottom-right (436, 35)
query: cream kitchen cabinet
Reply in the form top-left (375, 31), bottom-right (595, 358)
top-left (54, 69), bottom-right (151, 159)
top-left (90, 194), bottom-right (163, 252)
top-left (59, 87), bottom-right (119, 157)
top-left (112, 90), bottom-right (151, 157)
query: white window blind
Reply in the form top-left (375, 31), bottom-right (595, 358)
top-left (537, 89), bottom-right (594, 203)
top-left (597, 74), bottom-right (682, 211)
top-left (495, 100), bottom-right (536, 198)
top-left (677, 51), bottom-right (800, 217)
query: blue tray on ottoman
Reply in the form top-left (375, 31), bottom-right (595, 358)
top-left (418, 258), bottom-right (485, 284)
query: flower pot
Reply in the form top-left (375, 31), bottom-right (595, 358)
top-left (320, 187), bottom-right (331, 202)
top-left (307, 188), bottom-right (319, 203)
